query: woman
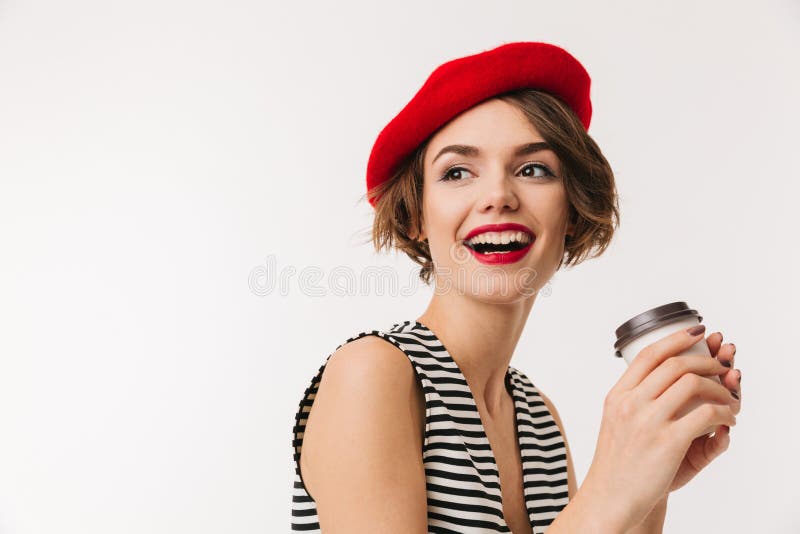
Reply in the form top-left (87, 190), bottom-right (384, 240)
top-left (291, 42), bottom-right (742, 533)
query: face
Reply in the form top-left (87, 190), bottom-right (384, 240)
top-left (416, 98), bottom-right (574, 301)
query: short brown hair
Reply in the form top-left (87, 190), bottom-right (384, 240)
top-left (361, 88), bottom-right (620, 285)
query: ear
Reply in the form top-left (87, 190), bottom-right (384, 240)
top-left (566, 205), bottom-right (577, 238)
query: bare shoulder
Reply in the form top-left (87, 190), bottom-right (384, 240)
top-left (300, 334), bottom-right (427, 533)
top-left (322, 335), bottom-right (419, 390)
top-left (537, 387), bottom-right (578, 500)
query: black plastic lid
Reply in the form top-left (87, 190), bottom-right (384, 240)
top-left (613, 301), bottom-right (702, 358)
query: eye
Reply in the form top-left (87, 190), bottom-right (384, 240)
top-left (438, 166), bottom-right (475, 182)
top-left (519, 162), bottom-right (556, 179)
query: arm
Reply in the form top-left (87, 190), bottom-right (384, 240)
top-left (539, 391), bottom-right (669, 534)
top-left (539, 391), bottom-right (628, 534)
top-left (300, 336), bottom-right (428, 533)
top-left (627, 496), bottom-right (668, 534)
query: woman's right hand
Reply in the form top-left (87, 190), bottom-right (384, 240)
top-left (581, 325), bottom-right (737, 532)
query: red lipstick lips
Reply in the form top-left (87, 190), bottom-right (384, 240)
top-left (462, 223), bottom-right (535, 265)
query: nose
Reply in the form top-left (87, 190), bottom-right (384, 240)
top-left (478, 171), bottom-right (519, 213)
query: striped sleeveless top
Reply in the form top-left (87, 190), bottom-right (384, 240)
top-left (291, 320), bottom-right (569, 533)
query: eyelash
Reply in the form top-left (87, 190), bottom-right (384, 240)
top-left (438, 162), bottom-right (556, 182)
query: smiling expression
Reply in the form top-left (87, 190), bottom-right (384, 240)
top-left (416, 98), bottom-right (575, 299)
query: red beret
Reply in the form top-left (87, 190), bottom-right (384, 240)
top-left (366, 41), bottom-right (592, 208)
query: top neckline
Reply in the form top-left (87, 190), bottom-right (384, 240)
top-left (403, 319), bottom-right (534, 529)
top-left (409, 319), bottom-right (516, 397)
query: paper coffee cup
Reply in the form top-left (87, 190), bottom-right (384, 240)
top-left (613, 301), bottom-right (714, 364)
top-left (613, 301), bottom-right (724, 437)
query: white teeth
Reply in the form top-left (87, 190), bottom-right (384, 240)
top-left (465, 230), bottom-right (532, 246)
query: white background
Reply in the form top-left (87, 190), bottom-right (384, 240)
top-left (1, 0), bottom-right (798, 532)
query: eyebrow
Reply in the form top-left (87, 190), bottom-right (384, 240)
top-left (431, 142), bottom-right (553, 165)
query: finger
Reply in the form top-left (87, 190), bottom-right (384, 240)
top-left (636, 354), bottom-right (729, 401)
top-left (706, 331), bottom-right (723, 358)
top-left (716, 342), bottom-right (736, 369)
top-left (705, 424), bottom-right (731, 461)
top-left (686, 424), bottom-right (730, 474)
top-left (619, 323), bottom-right (708, 391)
top-left (673, 402), bottom-right (737, 442)
top-left (724, 369), bottom-right (742, 415)
top-left (652, 372), bottom-right (737, 421)
top-left (729, 391), bottom-right (741, 415)
top-left (721, 367), bottom-right (741, 390)
top-left (713, 425), bottom-right (732, 454)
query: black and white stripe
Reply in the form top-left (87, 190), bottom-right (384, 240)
top-left (291, 320), bottom-right (569, 533)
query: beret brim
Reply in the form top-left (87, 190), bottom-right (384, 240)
top-left (366, 41), bottom-right (592, 207)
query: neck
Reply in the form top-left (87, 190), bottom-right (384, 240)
top-left (416, 291), bottom-right (536, 418)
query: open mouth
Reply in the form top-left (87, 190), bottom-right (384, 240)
top-left (461, 225), bottom-right (535, 264)
top-left (464, 240), bottom-right (530, 254)
top-left (463, 229), bottom-right (535, 254)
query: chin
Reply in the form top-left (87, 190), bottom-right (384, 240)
top-left (447, 265), bottom-right (546, 301)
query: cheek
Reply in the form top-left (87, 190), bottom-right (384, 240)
top-left (423, 197), bottom-right (460, 237)
top-left (528, 188), bottom-right (570, 221)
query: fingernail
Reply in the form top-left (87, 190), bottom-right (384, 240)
top-left (686, 324), bottom-right (706, 336)
top-left (721, 360), bottom-right (732, 368)
top-left (731, 390), bottom-right (740, 400)
top-left (731, 343), bottom-right (736, 356)
top-left (715, 331), bottom-right (723, 342)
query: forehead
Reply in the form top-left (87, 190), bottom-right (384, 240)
top-left (424, 98), bottom-right (545, 160)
